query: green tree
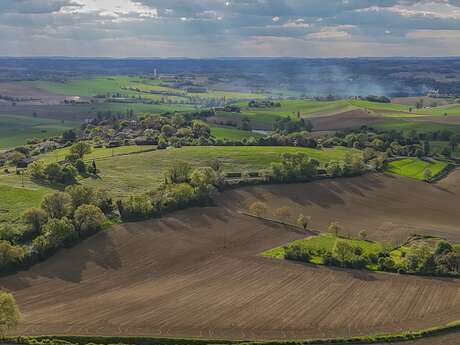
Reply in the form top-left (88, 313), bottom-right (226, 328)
top-left (0, 292), bottom-right (20, 335)
top-left (74, 204), bottom-right (106, 234)
top-left (0, 241), bottom-right (26, 268)
top-left (70, 141), bottom-right (92, 159)
top-left (44, 163), bottom-right (63, 183)
top-left (333, 241), bottom-right (354, 265)
top-left (423, 168), bottom-right (432, 182)
top-left (28, 160), bottom-right (46, 180)
top-left (41, 192), bottom-right (73, 219)
top-left (65, 185), bottom-right (96, 209)
top-left (41, 217), bottom-right (77, 248)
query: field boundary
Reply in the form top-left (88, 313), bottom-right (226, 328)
top-left (238, 211), bottom-right (317, 235)
top-left (6, 319), bottom-right (460, 345)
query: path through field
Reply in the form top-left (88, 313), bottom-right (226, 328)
top-left (1, 173), bottom-right (460, 340)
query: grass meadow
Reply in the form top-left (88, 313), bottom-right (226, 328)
top-left (386, 158), bottom-right (448, 180)
top-left (0, 114), bottom-right (77, 149)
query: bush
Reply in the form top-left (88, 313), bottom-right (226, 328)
top-left (284, 244), bottom-right (311, 262)
top-left (74, 204), bottom-right (106, 235)
top-left (119, 194), bottom-right (154, 220)
top-left (0, 240), bottom-right (26, 268)
top-left (249, 201), bottom-right (267, 217)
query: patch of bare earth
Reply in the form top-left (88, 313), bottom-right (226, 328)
top-left (309, 109), bottom-right (385, 132)
top-left (1, 173), bottom-right (460, 340)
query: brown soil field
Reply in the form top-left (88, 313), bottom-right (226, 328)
top-left (392, 96), bottom-right (455, 107)
top-left (1, 173), bottom-right (460, 340)
top-left (0, 104), bottom-right (94, 121)
top-left (309, 109), bottom-right (385, 132)
top-left (0, 83), bottom-right (67, 105)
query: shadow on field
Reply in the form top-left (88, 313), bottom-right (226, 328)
top-left (0, 231), bottom-right (122, 289)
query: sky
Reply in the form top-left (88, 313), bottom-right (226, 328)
top-left (1, 0), bottom-right (460, 58)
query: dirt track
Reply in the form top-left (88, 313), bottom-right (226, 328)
top-left (1, 173), bottom-right (460, 340)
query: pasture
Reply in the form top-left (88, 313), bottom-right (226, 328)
top-left (0, 114), bottom-right (76, 149)
top-left (2, 173), bottom-right (460, 339)
top-left (0, 145), bottom-right (358, 221)
top-left (386, 158), bottom-right (448, 180)
top-left (210, 125), bottom-right (264, 140)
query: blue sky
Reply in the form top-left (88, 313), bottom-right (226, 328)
top-left (2, 0), bottom-right (460, 57)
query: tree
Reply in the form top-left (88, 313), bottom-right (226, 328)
top-left (359, 229), bottom-right (368, 240)
top-left (22, 207), bottom-right (48, 233)
top-left (74, 204), bottom-right (106, 234)
top-left (274, 206), bottom-right (291, 223)
top-left (44, 163), bottom-right (63, 183)
top-left (65, 185), bottom-right (96, 209)
top-left (62, 129), bottom-right (77, 142)
top-left (0, 292), bottom-right (20, 335)
top-left (297, 214), bottom-right (311, 230)
top-left (423, 141), bottom-right (430, 155)
top-left (69, 141), bottom-right (92, 159)
top-left (41, 192), bottom-right (73, 219)
top-left (325, 160), bottom-right (342, 177)
top-left (329, 222), bottom-right (340, 236)
top-left (0, 241), bottom-right (26, 268)
top-left (28, 160), bottom-right (46, 180)
top-left (333, 241), bottom-right (354, 266)
top-left (249, 201), bottom-right (267, 217)
top-left (61, 165), bottom-right (78, 184)
top-left (423, 168), bottom-right (432, 182)
top-left (41, 217), bottom-right (77, 248)
top-left (74, 159), bottom-right (87, 174)
top-left (434, 241), bottom-right (453, 256)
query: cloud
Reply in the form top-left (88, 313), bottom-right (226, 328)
top-left (1, 0), bottom-right (460, 57)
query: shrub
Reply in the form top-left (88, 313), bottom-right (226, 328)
top-left (273, 206), bottom-right (291, 223)
top-left (121, 194), bottom-right (154, 220)
top-left (0, 240), bottom-right (26, 268)
top-left (284, 244), bottom-right (311, 262)
top-left (74, 204), bottom-right (106, 235)
top-left (249, 201), bottom-right (268, 217)
top-left (297, 214), bottom-right (311, 230)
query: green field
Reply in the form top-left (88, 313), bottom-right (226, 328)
top-left (210, 125), bottom-right (264, 140)
top-left (79, 145), bottom-right (358, 197)
top-left (26, 76), bottom-right (266, 103)
top-left (372, 120), bottom-right (460, 134)
top-left (263, 233), bottom-right (458, 271)
top-left (386, 158), bottom-right (448, 180)
top-left (38, 145), bottom-right (157, 163)
top-left (0, 184), bottom-right (50, 224)
top-left (0, 145), bottom-right (358, 223)
top-left (263, 233), bottom-right (385, 268)
top-left (0, 114), bottom-right (77, 149)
